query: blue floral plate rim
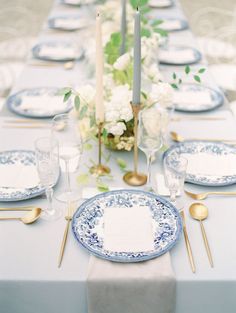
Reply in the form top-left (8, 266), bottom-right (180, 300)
top-left (72, 189), bottom-right (182, 263)
top-left (164, 141), bottom-right (236, 186)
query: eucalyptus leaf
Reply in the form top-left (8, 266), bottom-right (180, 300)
top-left (83, 143), bottom-right (93, 151)
top-left (171, 83), bottom-right (178, 89)
top-left (198, 68), bottom-right (206, 74)
top-left (117, 158), bottom-right (127, 170)
top-left (96, 180), bottom-right (109, 192)
top-left (58, 87), bottom-right (71, 96)
top-left (79, 106), bottom-right (88, 119)
top-left (194, 75), bottom-right (201, 83)
top-left (63, 90), bottom-right (72, 102)
top-left (74, 95), bottom-right (80, 111)
top-left (185, 65), bottom-right (190, 74)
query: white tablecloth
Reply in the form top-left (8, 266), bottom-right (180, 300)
top-left (0, 1), bottom-right (236, 313)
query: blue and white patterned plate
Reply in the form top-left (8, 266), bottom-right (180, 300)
top-left (159, 46), bottom-right (201, 65)
top-left (164, 141), bottom-right (236, 186)
top-left (173, 83), bottom-right (224, 112)
top-left (0, 150), bottom-right (57, 202)
top-left (72, 190), bottom-right (182, 263)
top-left (32, 41), bottom-right (84, 62)
top-left (159, 18), bottom-right (188, 32)
top-left (7, 87), bottom-right (72, 118)
top-left (48, 16), bottom-right (90, 31)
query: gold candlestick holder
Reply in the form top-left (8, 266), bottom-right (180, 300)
top-left (90, 122), bottom-right (111, 176)
top-left (123, 104), bottom-right (147, 186)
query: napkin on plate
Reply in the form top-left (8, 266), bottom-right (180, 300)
top-left (159, 48), bottom-right (195, 63)
top-left (161, 20), bottom-right (181, 31)
top-left (39, 46), bottom-right (76, 59)
top-left (55, 19), bottom-right (86, 29)
top-left (87, 198), bottom-right (176, 313)
top-left (149, 0), bottom-right (171, 7)
top-left (19, 95), bottom-right (67, 113)
top-left (173, 90), bottom-right (212, 105)
top-left (182, 153), bottom-right (236, 176)
top-left (0, 164), bottom-right (39, 189)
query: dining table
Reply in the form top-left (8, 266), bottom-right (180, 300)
top-left (0, 0), bottom-right (236, 313)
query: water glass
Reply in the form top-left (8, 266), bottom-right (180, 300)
top-left (164, 153), bottom-right (188, 208)
top-left (35, 137), bottom-right (61, 220)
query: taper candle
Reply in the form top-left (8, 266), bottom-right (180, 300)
top-left (95, 12), bottom-right (105, 123)
top-left (132, 7), bottom-right (141, 105)
top-left (120, 0), bottom-right (127, 55)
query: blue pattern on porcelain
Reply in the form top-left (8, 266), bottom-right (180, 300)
top-left (7, 87), bottom-right (72, 118)
top-left (72, 190), bottom-right (182, 263)
top-left (164, 141), bottom-right (236, 186)
top-left (0, 150), bottom-right (46, 202)
top-left (174, 83), bottom-right (224, 112)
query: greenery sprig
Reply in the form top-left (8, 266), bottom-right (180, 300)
top-left (171, 66), bottom-right (206, 89)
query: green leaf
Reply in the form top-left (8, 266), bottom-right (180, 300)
top-left (117, 158), bottom-right (127, 170)
top-left (171, 83), bottom-right (178, 89)
top-left (77, 174), bottom-right (89, 185)
top-left (141, 91), bottom-right (147, 100)
top-left (151, 19), bottom-right (163, 27)
top-left (79, 106), bottom-right (88, 119)
top-left (172, 72), bottom-right (177, 80)
top-left (153, 28), bottom-right (168, 37)
top-left (185, 65), bottom-right (190, 74)
top-left (83, 143), bottom-right (93, 151)
top-left (58, 87), bottom-right (71, 95)
top-left (198, 68), bottom-right (206, 74)
top-left (102, 128), bottom-right (108, 139)
top-left (141, 28), bottom-right (151, 38)
top-left (74, 95), bottom-right (80, 111)
top-left (63, 90), bottom-right (72, 102)
top-left (130, 0), bottom-right (148, 9)
top-left (194, 75), bottom-right (201, 83)
top-left (96, 180), bottom-right (109, 192)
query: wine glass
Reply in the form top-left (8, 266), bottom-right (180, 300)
top-left (52, 113), bottom-right (82, 202)
top-left (138, 107), bottom-right (163, 191)
top-left (34, 137), bottom-right (61, 221)
top-left (164, 153), bottom-right (188, 209)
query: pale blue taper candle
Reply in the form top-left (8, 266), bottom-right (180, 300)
top-left (120, 0), bottom-right (127, 55)
top-left (132, 8), bottom-right (141, 105)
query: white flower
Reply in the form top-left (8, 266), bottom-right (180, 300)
top-left (113, 53), bottom-right (131, 71)
top-left (106, 122), bottom-right (127, 136)
top-left (149, 82), bottom-right (173, 108)
top-left (143, 63), bottom-right (162, 84)
top-left (77, 84), bottom-right (95, 106)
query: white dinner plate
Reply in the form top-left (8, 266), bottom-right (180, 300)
top-left (159, 46), bottom-right (201, 65)
top-left (48, 16), bottom-right (90, 31)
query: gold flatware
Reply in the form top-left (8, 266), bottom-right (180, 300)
top-left (28, 61), bottom-right (75, 70)
top-left (170, 131), bottom-right (236, 144)
top-left (185, 189), bottom-right (236, 200)
top-left (171, 117), bottom-right (226, 122)
top-left (180, 210), bottom-right (196, 273)
top-left (3, 124), bottom-right (50, 129)
top-left (0, 208), bottom-right (42, 224)
top-left (58, 203), bottom-right (75, 268)
top-left (189, 203), bottom-right (213, 268)
top-left (3, 119), bottom-right (48, 124)
top-left (0, 206), bottom-right (36, 211)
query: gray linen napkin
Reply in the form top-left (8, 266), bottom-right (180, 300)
top-left (87, 252), bottom-right (176, 313)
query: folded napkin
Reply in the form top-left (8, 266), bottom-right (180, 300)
top-left (39, 46), bottom-right (76, 59)
top-left (0, 164), bottom-right (39, 189)
top-left (161, 20), bottom-right (181, 31)
top-left (149, 0), bottom-right (171, 7)
top-left (87, 203), bottom-right (176, 313)
top-left (160, 49), bottom-right (195, 63)
top-left (182, 153), bottom-right (236, 176)
top-left (173, 90), bottom-right (212, 105)
top-left (19, 95), bottom-right (67, 113)
top-left (156, 174), bottom-right (180, 196)
top-left (54, 19), bottom-right (87, 29)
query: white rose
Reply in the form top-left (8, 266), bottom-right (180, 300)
top-left (77, 84), bottom-right (95, 106)
top-left (113, 53), bottom-right (131, 71)
top-left (106, 122), bottom-right (126, 136)
top-left (149, 82), bottom-right (173, 108)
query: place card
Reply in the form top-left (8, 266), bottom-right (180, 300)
top-left (20, 95), bottom-right (67, 112)
top-left (103, 205), bottom-right (154, 252)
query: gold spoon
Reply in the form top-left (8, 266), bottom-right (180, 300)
top-left (170, 131), bottom-right (236, 144)
top-left (0, 208), bottom-right (42, 224)
top-left (189, 203), bottom-right (213, 267)
top-left (28, 61), bottom-right (75, 70)
top-left (185, 190), bottom-right (236, 200)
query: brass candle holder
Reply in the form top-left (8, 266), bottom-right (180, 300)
top-left (90, 122), bottom-right (111, 176)
top-left (123, 104), bottom-right (147, 186)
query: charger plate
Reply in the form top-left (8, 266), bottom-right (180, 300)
top-left (72, 189), bottom-right (182, 263)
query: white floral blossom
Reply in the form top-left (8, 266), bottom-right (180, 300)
top-left (77, 84), bottom-right (95, 107)
top-left (113, 53), bottom-right (131, 71)
top-left (106, 122), bottom-right (127, 136)
top-left (149, 82), bottom-right (173, 108)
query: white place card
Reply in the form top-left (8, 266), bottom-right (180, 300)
top-left (103, 205), bottom-right (154, 252)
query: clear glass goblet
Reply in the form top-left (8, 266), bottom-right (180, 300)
top-left (164, 152), bottom-right (188, 209)
top-left (35, 137), bottom-right (61, 221)
top-left (52, 113), bottom-right (83, 203)
top-left (138, 107), bottom-right (163, 191)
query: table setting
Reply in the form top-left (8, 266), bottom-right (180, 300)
top-left (1, 0), bottom-right (236, 313)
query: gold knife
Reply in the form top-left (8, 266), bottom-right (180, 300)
top-left (0, 206), bottom-right (34, 211)
top-left (181, 210), bottom-right (196, 273)
top-left (58, 202), bottom-right (74, 268)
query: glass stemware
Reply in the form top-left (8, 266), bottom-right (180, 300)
top-left (164, 153), bottom-right (188, 209)
top-left (138, 107), bottom-right (163, 190)
top-left (52, 113), bottom-right (82, 202)
top-left (34, 137), bottom-right (61, 220)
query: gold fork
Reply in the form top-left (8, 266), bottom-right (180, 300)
top-left (58, 202), bottom-right (75, 268)
top-left (185, 189), bottom-right (236, 200)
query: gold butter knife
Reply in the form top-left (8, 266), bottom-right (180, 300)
top-left (0, 206), bottom-right (35, 211)
top-left (181, 210), bottom-right (196, 273)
